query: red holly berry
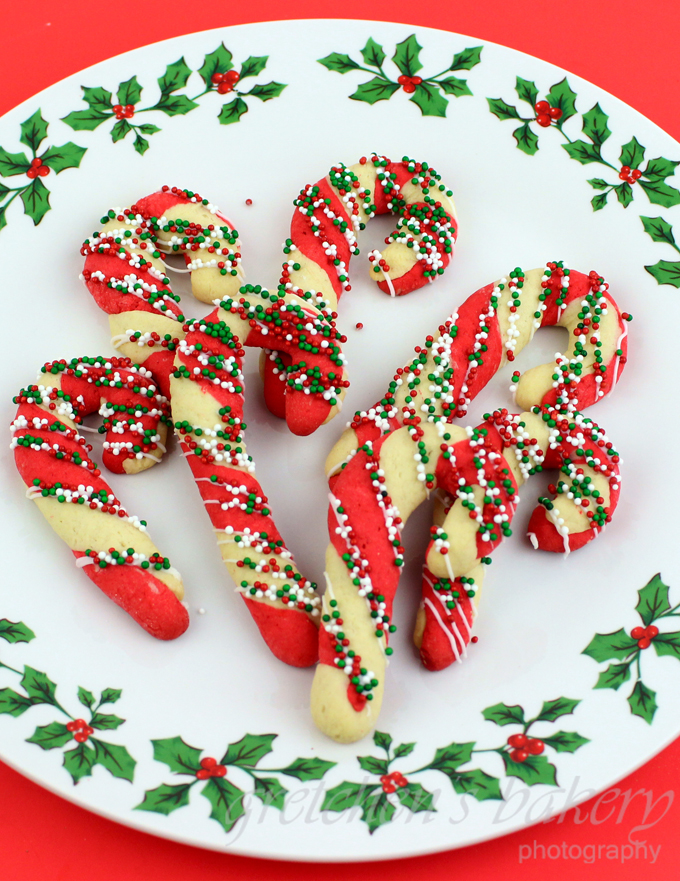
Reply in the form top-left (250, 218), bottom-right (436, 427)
top-left (38, 165), bottom-right (50, 177)
top-left (200, 756), bottom-right (217, 769)
top-left (196, 768), bottom-right (211, 780)
top-left (411, 76), bottom-right (422, 85)
top-left (211, 72), bottom-right (224, 84)
top-left (380, 774), bottom-right (396, 793)
top-left (646, 625), bottom-right (659, 639)
top-left (124, 104), bottom-right (135, 118)
top-left (631, 169), bottom-right (642, 180)
top-left (402, 81), bottom-right (416, 94)
top-left (638, 637), bottom-right (652, 650)
top-left (507, 733), bottom-right (528, 749)
top-left (224, 69), bottom-right (240, 84)
top-left (536, 113), bottom-right (551, 127)
top-left (631, 625), bottom-right (645, 639)
top-left (549, 106), bottom-right (563, 120)
top-left (534, 100), bottom-right (550, 113)
top-left (212, 764), bottom-right (227, 777)
top-left (217, 81), bottom-right (234, 94)
top-left (397, 75), bottom-right (409, 85)
top-left (510, 748), bottom-right (528, 763)
top-left (526, 738), bottom-right (545, 755)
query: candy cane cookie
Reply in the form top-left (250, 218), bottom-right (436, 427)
top-left (260, 153), bottom-right (457, 433)
top-left (10, 357), bottom-right (189, 640)
top-left (169, 308), bottom-right (321, 667)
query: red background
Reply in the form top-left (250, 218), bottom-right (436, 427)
top-left (2, 1), bottom-right (679, 878)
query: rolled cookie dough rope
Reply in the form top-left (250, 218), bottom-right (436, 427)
top-left (10, 357), bottom-right (189, 640)
top-left (169, 308), bottom-right (321, 667)
top-left (260, 153), bottom-right (458, 432)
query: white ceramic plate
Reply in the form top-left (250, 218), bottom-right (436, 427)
top-left (2, 19), bottom-right (680, 862)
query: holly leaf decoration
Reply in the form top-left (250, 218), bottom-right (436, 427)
top-left (542, 731), bottom-right (590, 753)
top-left (218, 98), bottom-right (249, 125)
top-left (636, 573), bottom-right (671, 625)
top-left (437, 76), bottom-right (472, 98)
top-left (198, 44), bottom-right (234, 85)
top-left (637, 178), bottom-right (680, 208)
top-left (41, 142), bottom-right (87, 174)
top-left (628, 680), bottom-right (657, 723)
top-left (393, 742), bottom-right (416, 759)
top-left (373, 731), bottom-right (392, 752)
top-left (361, 38), bottom-right (386, 69)
top-left (562, 140), bottom-right (603, 165)
top-left (502, 752), bottom-right (558, 787)
top-left (321, 781), bottom-right (376, 813)
top-left (546, 78), bottom-right (578, 122)
top-left (138, 123), bottom-right (161, 136)
top-left (111, 120), bottom-right (132, 143)
top-left (0, 183), bottom-right (8, 199)
top-left (645, 259), bottom-right (680, 287)
top-left (253, 776), bottom-right (288, 810)
top-left (582, 103), bottom-right (611, 145)
top-left (357, 755), bottom-right (389, 776)
top-left (99, 687), bottom-right (122, 705)
top-left (482, 702), bottom-right (525, 726)
top-left (21, 179), bottom-right (51, 226)
top-left (450, 46), bottom-right (483, 71)
top-left (201, 777), bottom-right (245, 833)
top-left (220, 733), bottom-right (276, 768)
top-left (0, 147), bottom-right (31, 176)
top-left (92, 738), bottom-right (136, 782)
top-left (239, 55), bottom-right (269, 79)
top-left (450, 769), bottom-right (503, 801)
top-left (77, 687), bottom-right (95, 709)
top-left (152, 94), bottom-right (198, 116)
top-left (133, 135), bottom-right (150, 157)
top-left (486, 97), bottom-right (522, 121)
top-left (317, 53), bottom-right (362, 74)
top-left (117, 76), bottom-right (142, 106)
top-left (592, 192), bottom-right (609, 211)
top-left (616, 182), bottom-right (634, 208)
top-left (246, 82), bottom-right (287, 102)
top-left (588, 178), bottom-right (610, 190)
top-left (362, 790), bottom-right (396, 834)
top-left (535, 697), bottom-right (580, 723)
top-left (19, 110), bottom-right (49, 153)
top-left (428, 741), bottom-right (475, 773)
top-left (277, 757), bottom-right (336, 781)
top-left (82, 86), bottom-right (113, 111)
top-left (0, 688), bottom-right (33, 716)
top-left (653, 632), bottom-right (680, 659)
top-left (90, 712), bottom-right (124, 730)
top-left (61, 108), bottom-right (111, 131)
top-left (157, 57), bottom-right (192, 94)
top-left (20, 665), bottom-right (58, 704)
top-left (620, 137), bottom-right (646, 170)
top-left (513, 122), bottom-right (539, 156)
top-left (641, 216), bottom-right (676, 247)
top-left (643, 156), bottom-right (680, 181)
top-left (582, 629), bottom-right (638, 662)
top-left (0, 203), bottom-right (7, 233)
top-left (350, 78), bottom-right (400, 105)
top-left (392, 35), bottom-right (423, 78)
top-left (0, 619), bottom-right (35, 644)
top-left (515, 76), bottom-right (538, 108)
top-left (136, 782), bottom-right (192, 815)
top-left (26, 721), bottom-right (73, 750)
top-left (396, 782), bottom-right (435, 813)
top-left (152, 736), bottom-right (203, 775)
top-left (410, 82), bottom-right (448, 117)
top-left (63, 742), bottom-right (96, 784)
top-left (595, 662), bottom-right (632, 690)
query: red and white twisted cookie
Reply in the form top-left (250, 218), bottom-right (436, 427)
top-left (10, 356), bottom-right (189, 640)
top-left (169, 309), bottom-right (321, 667)
top-left (312, 262), bottom-right (630, 742)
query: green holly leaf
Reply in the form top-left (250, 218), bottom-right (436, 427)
top-left (253, 775), bottom-right (288, 810)
top-left (410, 82), bottom-right (448, 117)
top-left (26, 721), bottom-right (73, 750)
top-left (638, 178), bottom-right (680, 208)
top-left (152, 736), bottom-right (203, 774)
top-left (450, 45), bottom-right (483, 71)
top-left (317, 52), bottom-right (361, 74)
top-left (396, 781), bottom-right (435, 813)
top-left (0, 688), bottom-right (33, 716)
top-left (436, 75), bottom-right (471, 98)
top-left (535, 697), bottom-right (580, 723)
top-left (21, 179), bottom-right (50, 225)
top-left (515, 76), bottom-right (538, 107)
top-left (486, 97), bottom-right (522, 121)
top-left (643, 156), bottom-right (680, 181)
top-left (201, 777), bottom-right (245, 833)
top-left (582, 103), bottom-right (611, 145)
top-left (40, 142), bottom-right (87, 174)
top-left (582, 629), bottom-right (638, 662)
top-left (0, 203), bottom-right (7, 233)
top-left (628, 680), bottom-right (657, 723)
top-left (620, 137), bottom-right (646, 169)
top-left (321, 781), bottom-right (377, 813)
top-left (636, 574), bottom-right (671, 625)
top-left (77, 687), bottom-right (95, 709)
top-left (373, 731), bottom-right (392, 752)
top-left (92, 738), bottom-right (136, 781)
top-left (450, 769), bottom-right (503, 801)
top-left (277, 756), bottom-right (336, 781)
top-left (158, 57), bottom-right (192, 94)
top-left (362, 790), bottom-right (396, 834)
top-left (546, 78), bottom-right (578, 122)
top-left (595, 662), bottom-right (632, 690)
top-left (357, 755), bottom-right (389, 776)
top-left (99, 688), bottom-right (122, 706)
top-left (246, 82), bottom-right (287, 102)
top-left (513, 122), bottom-right (539, 156)
top-left (198, 44), bottom-right (234, 85)
top-left (19, 110), bottom-right (49, 153)
top-left (392, 35), bottom-right (423, 77)
top-left (137, 123), bottom-right (161, 135)
top-left (61, 108), bottom-right (111, 131)
top-left (502, 752), bottom-right (558, 786)
top-left (645, 259), bottom-right (680, 287)
top-left (117, 76), bottom-right (142, 106)
top-left (653, 632), bottom-right (680, 659)
top-left (152, 94), bottom-right (198, 116)
top-left (20, 665), bottom-right (57, 704)
top-left (63, 742), bottom-right (96, 784)
top-left (361, 38), bottom-right (386, 69)
top-left (0, 619), bottom-right (35, 643)
top-left (82, 86), bottom-right (113, 111)
top-left (616, 182), bottom-right (634, 207)
top-left (111, 119), bottom-right (132, 143)
top-left (218, 97), bottom-right (249, 125)
top-left (221, 733), bottom-right (276, 768)
top-left (135, 782), bottom-right (192, 815)
top-left (592, 192), bottom-right (609, 211)
top-left (562, 140), bottom-right (603, 164)
top-left (482, 702), bottom-right (525, 726)
top-left (0, 183), bottom-right (8, 199)
top-left (90, 712), bottom-right (124, 730)
top-left (393, 742), bottom-right (416, 759)
top-left (133, 134), bottom-right (150, 156)
top-left (542, 731), bottom-right (590, 753)
top-left (350, 77), bottom-right (400, 105)
top-left (588, 178), bottom-right (610, 190)
top-left (0, 147), bottom-right (31, 176)
top-left (239, 55), bottom-right (268, 79)
top-left (641, 216), bottom-right (676, 246)
top-left (428, 741), bottom-right (475, 773)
